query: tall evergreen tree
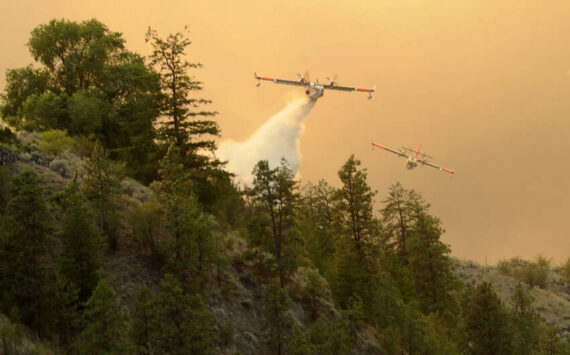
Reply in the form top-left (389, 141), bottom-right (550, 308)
top-left (84, 140), bottom-right (122, 250)
top-left (262, 280), bottom-right (294, 355)
top-left (52, 273), bottom-right (81, 346)
top-left (150, 274), bottom-right (216, 355)
top-left (59, 178), bottom-right (102, 302)
top-left (407, 212), bottom-right (459, 315)
top-left (298, 180), bottom-right (338, 275)
top-left (151, 146), bottom-right (215, 285)
top-left (334, 155), bottom-right (379, 264)
top-left (510, 283), bottom-right (542, 355)
top-left (145, 26), bottom-right (219, 169)
top-left (0, 169), bottom-right (54, 331)
top-left (130, 286), bottom-right (155, 355)
top-left (332, 155), bottom-right (380, 310)
top-left (464, 282), bottom-right (512, 354)
top-left (80, 278), bottom-right (130, 354)
top-left (381, 183), bottom-right (429, 260)
top-left (250, 158), bottom-right (300, 287)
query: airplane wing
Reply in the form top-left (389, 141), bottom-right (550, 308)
top-left (401, 147), bottom-right (434, 159)
top-left (254, 73), bottom-right (306, 87)
top-left (322, 83), bottom-right (375, 94)
top-left (371, 142), bottom-right (407, 158)
top-left (420, 160), bottom-right (455, 175)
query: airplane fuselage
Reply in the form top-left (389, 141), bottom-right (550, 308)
top-left (306, 82), bottom-right (324, 100)
top-left (406, 157), bottom-right (418, 170)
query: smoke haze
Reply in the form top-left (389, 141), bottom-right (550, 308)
top-left (217, 97), bottom-right (315, 184)
top-left (1, 0), bottom-right (569, 264)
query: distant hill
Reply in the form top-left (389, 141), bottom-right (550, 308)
top-left (455, 259), bottom-right (570, 341)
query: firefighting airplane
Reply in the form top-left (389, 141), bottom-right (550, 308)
top-left (371, 142), bottom-right (455, 175)
top-left (254, 71), bottom-right (375, 100)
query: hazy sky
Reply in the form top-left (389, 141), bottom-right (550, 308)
top-left (1, 0), bottom-right (569, 264)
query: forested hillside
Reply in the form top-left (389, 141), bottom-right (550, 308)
top-left (0, 19), bottom-right (569, 354)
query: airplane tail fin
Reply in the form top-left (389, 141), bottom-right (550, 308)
top-left (414, 143), bottom-right (422, 158)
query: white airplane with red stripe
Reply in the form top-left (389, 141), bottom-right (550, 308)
top-left (254, 71), bottom-right (375, 100)
top-left (371, 142), bottom-right (455, 175)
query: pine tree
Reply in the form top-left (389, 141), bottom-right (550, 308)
top-left (81, 278), bottom-right (130, 354)
top-left (84, 140), bottom-right (122, 250)
top-left (150, 274), bottom-right (216, 355)
top-left (334, 155), bottom-right (379, 265)
top-left (381, 183), bottom-right (430, 261)
top-left (306, 317), bottom-right (352, 355)
top-left (299, 180), bottom-right (338, 275)
top-left (262, 280), bottom-right (293, 355)
top-left (304, 269), bottom-right (327, 321)
top-left (130, 286), bottom-right (154, 355)
top-left (464, 282), bottom-right (512, 354)
top-left (510, 283), bottom-right (542, 355)
top-left (53, 273), bottom-right (81, 346)
top-left (251, 158), bottom-right (300, 287)
top-left (0, 169), bottom-right (54, 331)
top-left (407, 212), bottom-right (459, 314)
top-left (151, 146), bottom-right (215, 286)
top-left (332, 155), bottom-right (380, 310)
top-left (145, 26), bottom-right (219, 169)
top-left (60, 178), bottom-right (102, 302)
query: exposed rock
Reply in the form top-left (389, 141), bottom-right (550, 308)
top-left (0, 146), bottom-right (17, 165)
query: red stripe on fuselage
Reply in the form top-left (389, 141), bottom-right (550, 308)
top-left (372, 143), bottom-right (385, 149)
top-left (259, 77), bottom-right (274, 81)
top-left (357, 88), bottom-right (373, 92)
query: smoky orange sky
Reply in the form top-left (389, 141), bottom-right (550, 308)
top-left (1, 0), bottom-right (569, 265)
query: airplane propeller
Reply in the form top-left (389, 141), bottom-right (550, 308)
top-left (326, 74), bottom-right (338, 86)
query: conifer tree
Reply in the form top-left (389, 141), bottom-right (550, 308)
top-left (81, 278), bottom-right (130, 354)
top-left (262, 280), bottom-right (293, 355)
top-left (84, 140), bottom-right (122, 250)
top-left (464, 282), bottom-right (512, 354)
top-left (332, 155), bottom-right (380, 309)
top-left (407, 212), bottom-right (459, 314)
top-left (150, 274), bottom-right (216, 355)
top-left (306, 317), bottom-right (352, 355)
top-left (53, 273), bottom-right (81, 346)
top-left (130, 286), bottom-right (154, 355)
top-left (334, 155), bottom-right (379, 264)
top-left (0, 169), bottom-right (54, 331)
top-left (151, 146), bottom-right (215, 286)
top-left (60, 178), bottom-right (102, 302)
top-left (145, 26), bottom-right (219, 170)
top-left (298, 180), bottom-right (338, 275)
top-left (251, 158), bottom-right (300, 287)
top-left (381, 183), bottom-right (414, 258)
top-left (510, 283), bottom-right (542, 355)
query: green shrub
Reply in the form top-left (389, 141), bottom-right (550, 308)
top-left (39, 129), bottom-right (74, 155)
top-left (498, 256), bottom-right (550, 288)
top-left (49, 158), bottom-right (73, 178)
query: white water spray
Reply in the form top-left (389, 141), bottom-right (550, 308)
top-left (217, 97), bottom-right (316, 185)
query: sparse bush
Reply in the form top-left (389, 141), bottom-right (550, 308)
top-left (49, 158), bottom-right (72, 178)
top-left (75, 134), bottom-right (97, 158)
top-left (129, 200), bottom-right (162, 258)
top-left (497, 256), bottom-right (550, 288)
top-left (121, 179), bottom-right (136, 197)
top-left (39, 129), bottom-right (74, 155)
